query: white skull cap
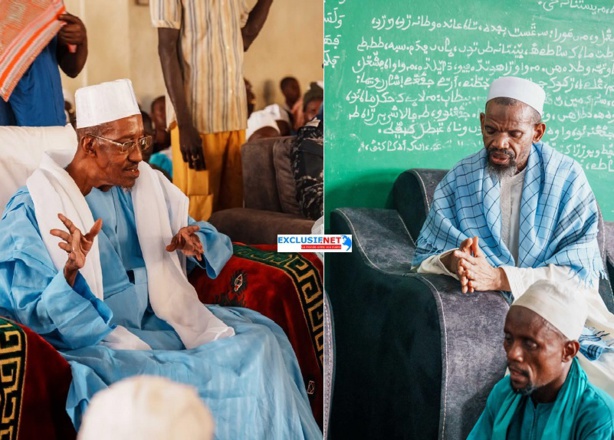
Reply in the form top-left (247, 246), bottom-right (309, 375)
top-left (487, 76), bottom-right (546, 116)
top-left (77, 375), bottom-right (214, 440)
top-left (264, 104), bottom-right (290, 123)
top-left (75, 79), bottom-right (140, 128)
top-left (511, 280), bottom-right (587, 341)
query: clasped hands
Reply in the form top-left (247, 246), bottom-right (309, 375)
top-left (442, 236), bottom-right (508, 294)
top-left (51, 214), bottom-right (203, 286)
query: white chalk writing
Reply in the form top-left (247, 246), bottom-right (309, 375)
top-left (325, 1), bottom-right (614, 177)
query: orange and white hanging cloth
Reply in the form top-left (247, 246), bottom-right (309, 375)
top-left (0, 0), bottom-right (66, 101)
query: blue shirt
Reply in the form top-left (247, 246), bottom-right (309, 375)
top-left (0, 37), bottom-right (66, 126)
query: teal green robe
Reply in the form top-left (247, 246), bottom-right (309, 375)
top-left (469, 359), bottom-right (614, 439)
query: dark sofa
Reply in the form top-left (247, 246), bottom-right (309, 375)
top-left (326, 168), bottom-right (614, 439)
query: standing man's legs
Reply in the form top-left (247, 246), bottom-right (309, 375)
top-left (171, 126), bottom-right (245, 220)
top-left (216, 130), bottom-right (245, 211)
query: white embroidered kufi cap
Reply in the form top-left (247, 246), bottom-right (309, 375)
top-left (487, 76), bottom-right (546, 116)
top-left (511, 280), bottom-right (587, 341)
top-left (75, 79), bottom-right (140, 128)
top-left (77, 376), bottom-right (214, 440)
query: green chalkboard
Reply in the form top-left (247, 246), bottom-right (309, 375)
top-left (324, 0), bottom-right (614, 222)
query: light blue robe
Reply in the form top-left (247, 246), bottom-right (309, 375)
top-left (0, 186), bottom-right (321, 439)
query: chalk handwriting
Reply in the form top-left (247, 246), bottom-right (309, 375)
top-left (324, 1), bottom-right (614, 177)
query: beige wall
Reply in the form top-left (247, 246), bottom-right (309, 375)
top-left (62, 0), bottom-right (322, 114)
top-left (244, 1), bottom-right (323, 109)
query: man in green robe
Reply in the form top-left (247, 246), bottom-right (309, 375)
top-left (468, 280), bottom-right (614, 439)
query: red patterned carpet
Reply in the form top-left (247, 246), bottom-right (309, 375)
top-left (0, 318), bottom-right (76, 440)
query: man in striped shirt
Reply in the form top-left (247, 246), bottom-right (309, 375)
top-left (151, 0), bottom-right (273, 221)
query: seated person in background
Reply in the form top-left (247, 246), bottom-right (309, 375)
top-left (245, 78), bottom-right (256, 116)
top-left (291, 119), bottom-right (323, 221)
top-left (245, 79), bottom-right (289, 141)
top-left (0, 78), bottom-right (320, 439)
top-left (264, 103), bottom-right (292, 136)
top-left (141, 109), bottom-right (172, 180)
top-left (0, 11), bottom-right (87, 126)
top-left (139, 110), bottom-right (155, 162)
top-left (246, 104), bottom-right (292, 141)
top-left (246, 110), bottom-right (280, 141)
top-left (280, 76), bottom-right (302, 132)
top-left (468, 281), bottom-right (614, 439)
top-left (150, 95), bottom-right (171, 153)
top-left (78, 376), bottom-right (214, 440)
top-left (301, 82), bottom-right (323, 126)
top-left (63, 88), bottom-right (77, 128)
top-left (412, 76), bottom-right (614, 396)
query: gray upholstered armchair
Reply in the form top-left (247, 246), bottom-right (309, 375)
top-left (326, 169), bottom-right (614, 439)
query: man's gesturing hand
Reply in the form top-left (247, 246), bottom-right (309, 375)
top-left (166, 225), bottom-right (204, 261)
top-left (50, 213), bottom-right (102, 286)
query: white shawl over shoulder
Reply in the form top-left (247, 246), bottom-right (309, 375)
top-left (27, 151), bottom-right (234, 349)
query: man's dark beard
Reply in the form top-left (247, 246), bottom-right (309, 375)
top-left (509, 364), bottom-right (535, 396)
top-left (513, 383), bottom-right (537, 396)
top-left (487, 148), bottom-right (517, 178)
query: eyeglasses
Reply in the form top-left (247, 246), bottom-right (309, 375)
top-left (89, 134), bottom-right (152, 154)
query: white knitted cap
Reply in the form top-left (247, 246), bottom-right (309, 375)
top-left (77, 376), bottom-right (215, 440)
top-left (487, 76), bottom-right (546, 116)
top-left (511, 280), bottom-right (587, 341)
top-left (75, 79), bottom-right (140, 128)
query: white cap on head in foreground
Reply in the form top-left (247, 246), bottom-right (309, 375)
top-left (77, 375), bottom-right (215, 440)
top-left (511, 280), bottom-right (587, 341)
